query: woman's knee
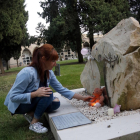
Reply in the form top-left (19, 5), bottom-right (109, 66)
top-left (39, 94), bottom-right (53, 106)
top-left (53, 97), bottom-right (60, 109)
top-left (45, 100), bottom-right (60, 113)
top-left (44, 93), bottom-right (53, 100)
top-left (52, 100), bottom-right (60, 110)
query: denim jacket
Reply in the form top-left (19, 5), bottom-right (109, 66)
top-left (4, 67), bottom-right (75, 114)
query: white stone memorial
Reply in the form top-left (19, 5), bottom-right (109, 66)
top-left (81, 17), bottom-right (140, 111)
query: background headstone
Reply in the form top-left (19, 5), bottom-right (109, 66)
top-left (54, 63), bottom-right (60, 76)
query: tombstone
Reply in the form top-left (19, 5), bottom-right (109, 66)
top-left (19, 62), bottom-right (22, 66)
top-left (81, 17), bottom-right (140, 110)
top-left (54, 64), bottom-right (60, 76)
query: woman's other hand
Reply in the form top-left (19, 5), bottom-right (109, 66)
top-left (31, 87), bottom-right (52, 98)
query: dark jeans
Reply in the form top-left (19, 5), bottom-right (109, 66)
top-left (15, 93), bottom-right (60, 119)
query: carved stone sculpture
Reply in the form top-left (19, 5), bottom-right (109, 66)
top-left (81, 17), bottom-right (140, 110)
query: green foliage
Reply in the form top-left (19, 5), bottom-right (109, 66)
top-left (39, 0), bottom-right (83, 62)
top-left (0, 0), bottom-right (28, 44)
top-left (101, 0), bottom-right (130, 34)
top-left (21, 32), bottom-right (30, 47)
top-left (2, 44), bottom-right (21, 63)
top-left (38, 0), bottom-right (60, 23)
top-left (0, 60), bottom-right (104, 139)
top-left (29, 36), bottom-right (38, 44)
top-left (13, 50), bottom-right (21, 60)
top-left (0, 74), bottom-right (54, 140)
top-left (80, 0), bottom-right (130, 37)
top-left (57, 59), bottom-right (78, 64)
top-left (37, 1), bottom-right (65, 49)
top-left (45, 16), bottom-right (67, 52)
top-left (38, 0), bottom-right (130, 60)
top-left (0, 1), bottom-right (28, 54)
top-left (0, 0), bottom-right (28, 72)
top-left (129, 0), bottom-right (140, 23)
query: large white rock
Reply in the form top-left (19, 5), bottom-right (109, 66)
top-left (80, 60), bottom-right (100, 95)
top-left (91, 17), bottom-right (140, 110)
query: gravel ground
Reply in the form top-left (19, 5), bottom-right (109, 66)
top-left (65, 91), bottom-right (140, 124)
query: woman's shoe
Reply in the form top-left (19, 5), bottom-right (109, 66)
top-left (29, 122), bottom-right (48, 133)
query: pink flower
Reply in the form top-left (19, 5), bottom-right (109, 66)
top-left (114, 104), bottom-right (121, 114)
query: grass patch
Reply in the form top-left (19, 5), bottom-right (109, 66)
top-left (5, 66), bottom-right (25, 73)
top-left (0, 73), bottom-right (54, 140)
top-left (51, 64), bottom-right (85, 92)
top-left (0, 59), bottom-right (104, 140)
top-left (56, 59), bottom-right (78, 64)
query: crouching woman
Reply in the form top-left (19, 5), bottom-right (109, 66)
top-left (4, 44), bottom-right (93, 133)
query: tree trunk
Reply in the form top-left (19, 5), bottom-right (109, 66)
top-left (17, 59), bottom-right (19, 67)
top-left (8, 61), bottom-right (10, 69)
top-left (75, 8), bottom-right (83, 63)
top-left (89, 27), bottom-right (94, 49)
top-left (0, 56), bottom-right (5, 74)
top-left (77, 39), bottom-right (83, 63)
top-left (6, 60), bottom-right (9, 70)
top-left (89, 20), bottom-right (94, 49)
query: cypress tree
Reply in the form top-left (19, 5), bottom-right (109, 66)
top-left (129, 0), bottom-right (140, 23)
top-left (0, 0), bottom-right (28, 73)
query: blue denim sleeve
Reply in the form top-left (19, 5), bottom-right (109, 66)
top-left (49, 70), bottom-right (75, 100)
top-left (9, 69), bottom-right (31, 104)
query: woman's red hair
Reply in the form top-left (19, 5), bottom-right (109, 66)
top-left (30, 44), bottom-right (58, 82)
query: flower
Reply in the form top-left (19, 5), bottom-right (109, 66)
top-left (114, 104), bottom-right (121, 114)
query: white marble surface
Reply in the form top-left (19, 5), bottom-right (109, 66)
top-left (58, 113), bottom-right (140, 140)
top-left (46, 89), bottom-right (140, 140)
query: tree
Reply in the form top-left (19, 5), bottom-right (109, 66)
top-left (43, 18), bottom-right (65, 53)
top-left (21, 32), bottom-right (30, 47)
top-left (39, 0), bottom-right (84, 62)
top-left (80, 0), bottom-right (130, 49)
top-left (102, 0), bottom-right (130, 34)
top-left (0, 0), bottom-right (28, 73)
top-left (13, 48), bottom-right (21, 67)
top-left (37, 0), bottom-right (64, 50)
top-left (1, 51), bottom-right (12, 70)
top-left (38, 0), bottom-right (130, 62)
top-left (129, 0), bottom-right (140, 23)
top-left (38, 0), bottom-right (60, 23)
top-left (80, 0), bottom-right (108, 48)
top-left (29, 36), bottom-right (38, 44)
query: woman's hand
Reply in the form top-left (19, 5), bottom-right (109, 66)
top-left (31, 87), bottom-right (52, 98)
top-left (72, 93), bottom-right (93, 102)
top-left (82, 96), bottom-right (94, 102)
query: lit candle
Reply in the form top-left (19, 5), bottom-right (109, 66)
top-left (108, 108), bottom-right (114, 116)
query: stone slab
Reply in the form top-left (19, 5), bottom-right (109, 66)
top-left (48, 89), bottom-right (82, 118)
top-left (45, 88), bottom-right (140, 140)
top-left (57, 113), bottom-right (140, 140)
top-left (51, 112), bottom-right (91, 130)
top-left (45, 88), bottom-right (85, 140)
